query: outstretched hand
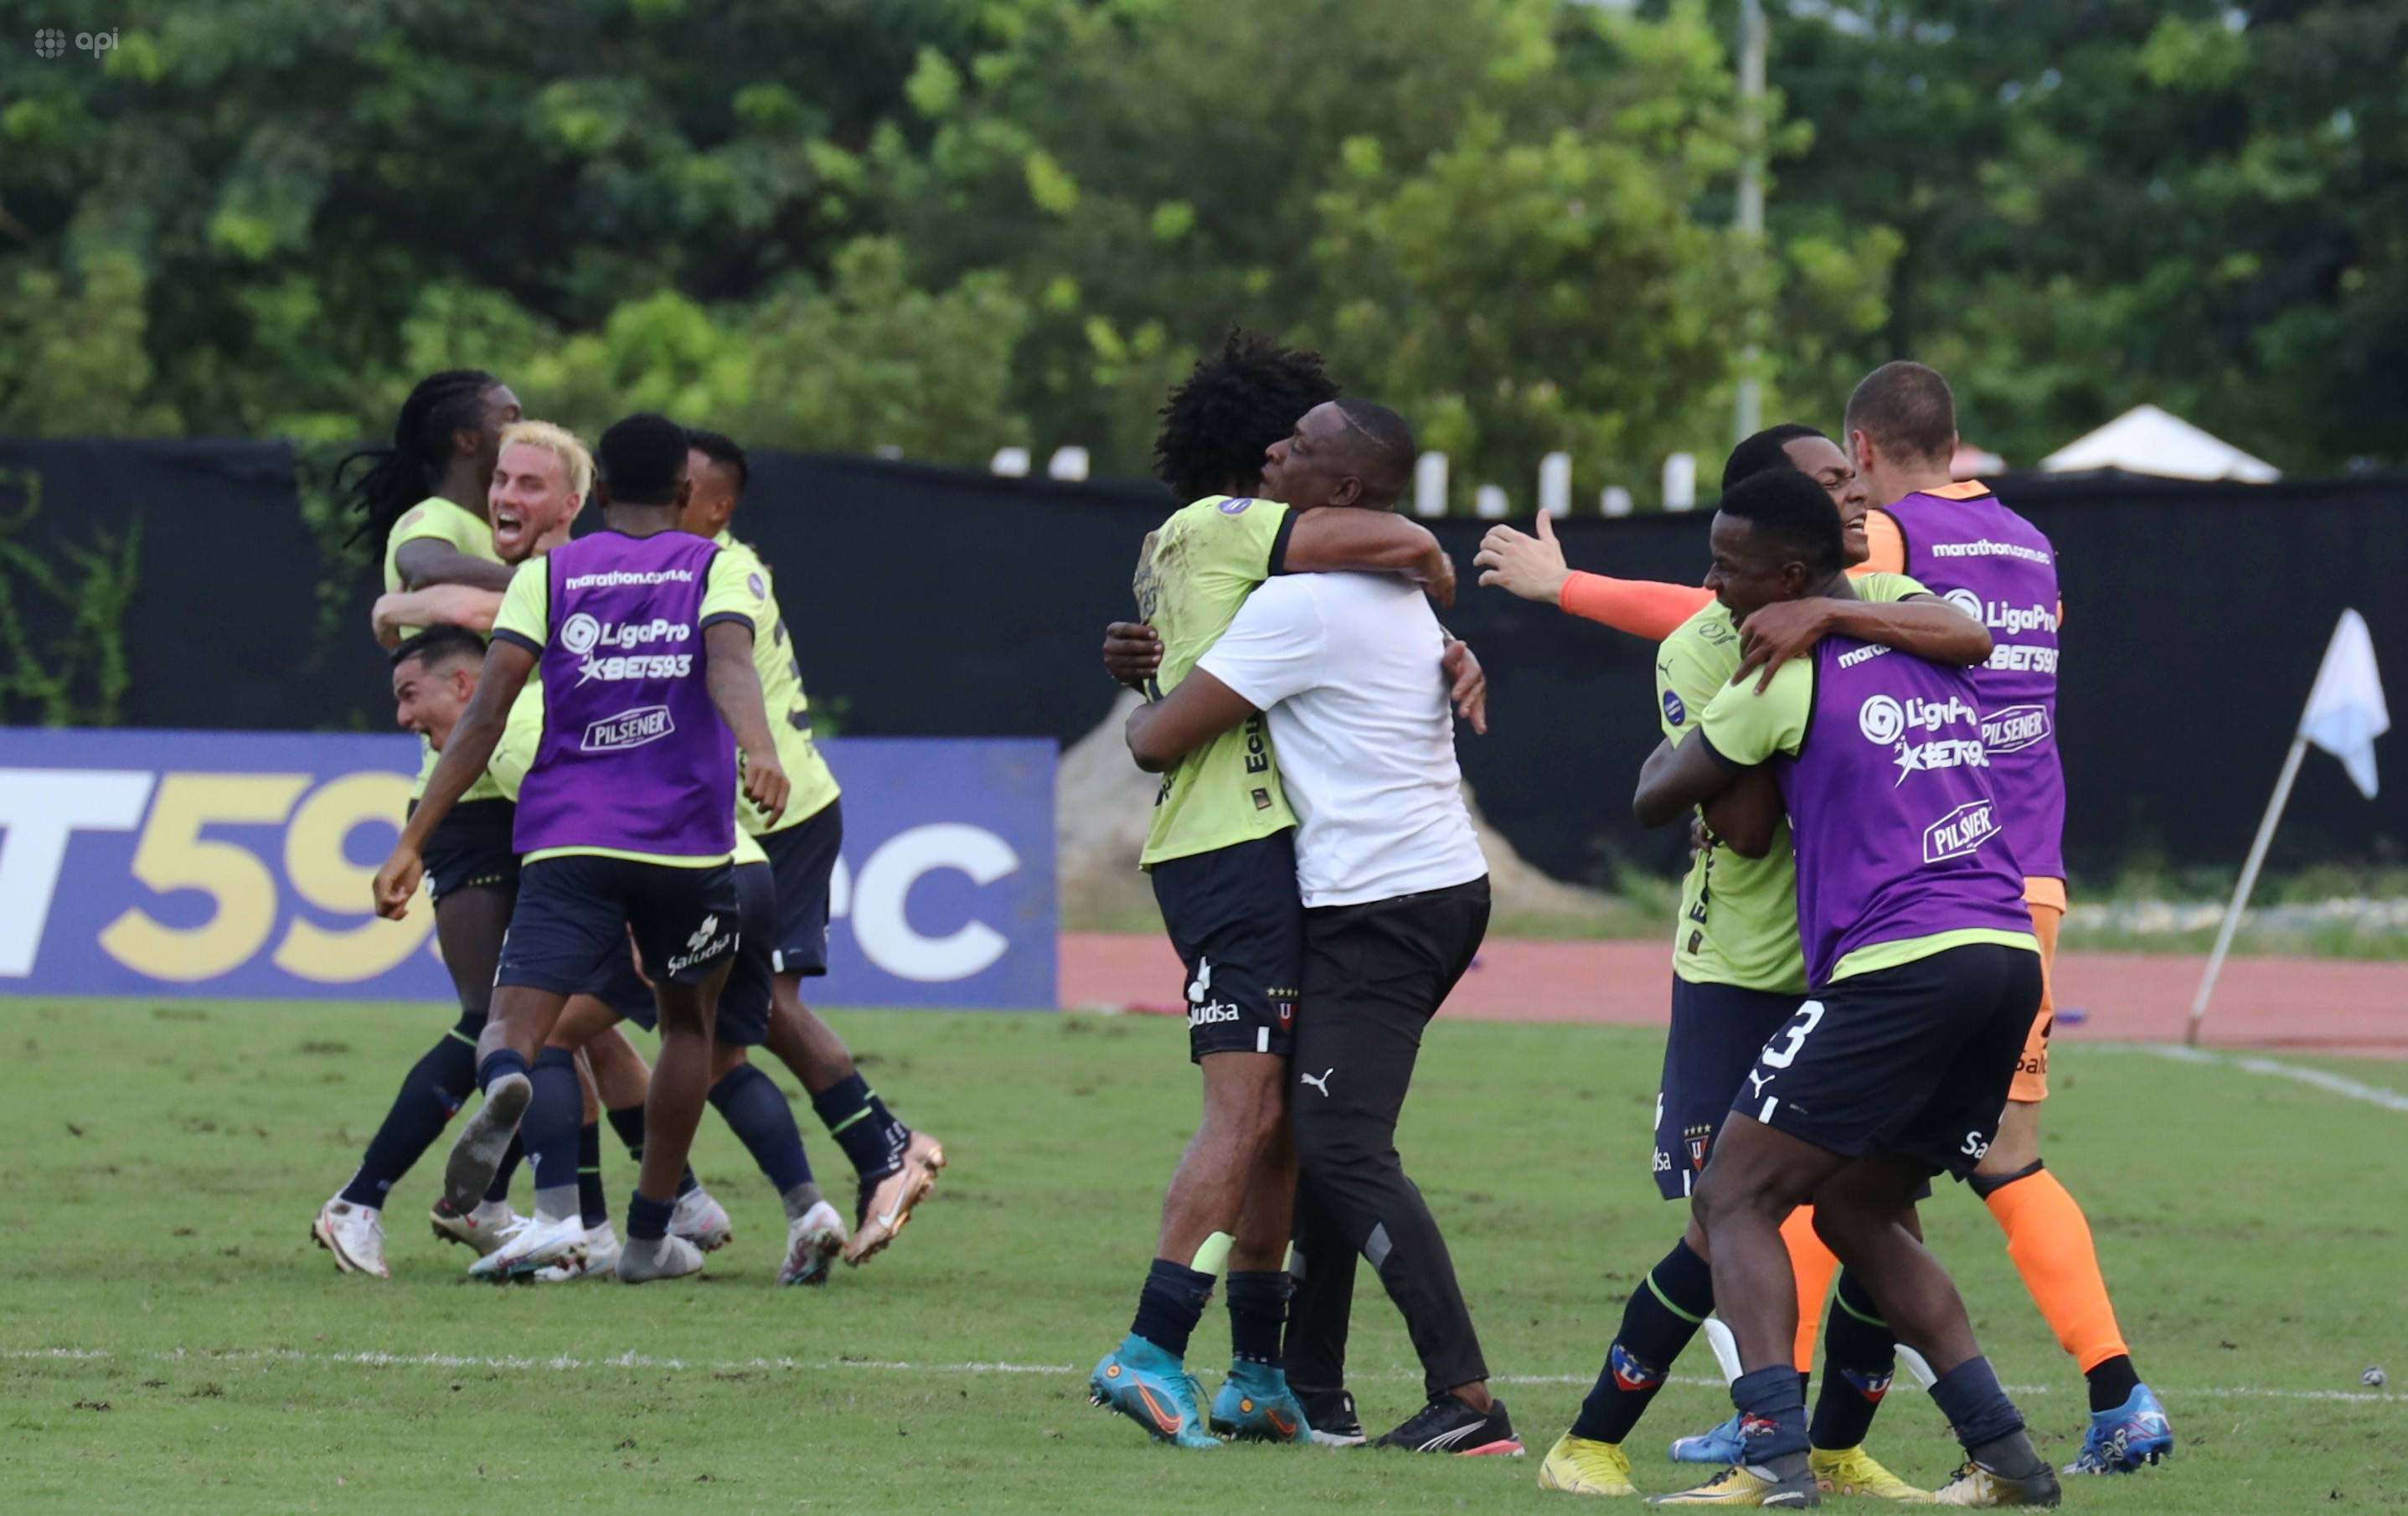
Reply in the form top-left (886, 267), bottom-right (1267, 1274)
top-left (1474, 511), bottom-right (1571, 606)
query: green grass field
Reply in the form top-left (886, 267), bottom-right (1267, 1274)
top-left (4, 1000), bottom-right (2403, 1513)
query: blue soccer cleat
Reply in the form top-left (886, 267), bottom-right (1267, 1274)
top-left (1669, 1412), bottom-right (1749, 1465)
top-left (1210, 1362), bottom-right (1311, 1442)
top-left (1090, 1336), bottom-right (1222, 1448)
top-left (2065, 1384), bottom-right (2173, 1474)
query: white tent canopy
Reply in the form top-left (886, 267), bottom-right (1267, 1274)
top-left (2039, 403), bottom-right (2279, 482)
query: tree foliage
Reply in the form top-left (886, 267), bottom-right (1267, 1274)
top-left (0, 0), bottom-right (2400, 490)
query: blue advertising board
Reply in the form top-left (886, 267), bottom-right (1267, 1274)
top-left (0, 730), bottom-right (1055, 1008)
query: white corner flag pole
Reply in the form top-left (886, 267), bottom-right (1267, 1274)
top-left (2184, 733), bottom-right (2307, 1047)
top-left (2187, 609), bottom-right (2388, 1047)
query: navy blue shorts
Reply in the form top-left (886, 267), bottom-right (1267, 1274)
top-left (580, 939), bottom-right (657, 1031)
top-left (417, 797), bottom-right (519, 903)
top-left (1733, 943), bottom-right (2043, 1179)
top-left (756, 798), bottom-right (842, 977)
top-left (497, 853), bottom-right (740, 1001)
top-left (1653, 977), bottom-right (1806, 1199)
top-left (1150, 831), bottom-right (1302, 1063)
top-left (574, 859), bottom-right (775, 1046)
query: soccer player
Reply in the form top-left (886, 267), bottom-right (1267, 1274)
top-left (1085, 336), bottom-right (1467, 1451)
top-left (681, 429), bottom-right (947, 1266)
top-left (373, 412), bottom-right (790, 1285)
top-left (1632, 470), bottom-right (2058, 1508)
top-left (1517, 430), bottom-right (1993, 1502)
top-left (1845, 361), bottom-right (2171, 1476)
top-left (1122, 398), bottom-right (1519, 1457)
top-left (311, 371), bottom-right (528, 1275)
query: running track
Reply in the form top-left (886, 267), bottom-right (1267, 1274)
top-left (1060, 934), bottom-right (2408, 1059)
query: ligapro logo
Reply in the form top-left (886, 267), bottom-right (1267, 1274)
top-left (561, 612), bottom-right (602, 654)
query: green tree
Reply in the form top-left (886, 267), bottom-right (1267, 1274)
top-left (1765, 0), bottom-right (2408, 472)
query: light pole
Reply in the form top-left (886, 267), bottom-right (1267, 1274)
top-left (1735, 0), bottom-right (1767, 442)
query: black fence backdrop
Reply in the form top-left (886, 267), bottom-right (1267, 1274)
top-left (2, 438), bottom-right (2400, 885)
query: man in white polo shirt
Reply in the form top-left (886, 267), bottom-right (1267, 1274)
top-left (1124, 398), bottom-right (1515, 1458)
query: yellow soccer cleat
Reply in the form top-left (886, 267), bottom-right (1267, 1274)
top-left (1646, 1465), bottom-right (1818, 1507)
top-left (1931, 1457), bottom-right (2060, 1508)
top-left (1539, 1433), bottom-right (1638, 1496)
top-left (1810, 1446), bottom-right (1931, 1503)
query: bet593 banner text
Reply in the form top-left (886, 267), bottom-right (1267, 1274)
top-left (0, 731), bottom-right (1055, 1008)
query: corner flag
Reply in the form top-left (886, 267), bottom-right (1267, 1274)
top-left (2301, 609), bottom-right (2389, 799)
top-left (2187, 608), bottom-right (2390, 1044)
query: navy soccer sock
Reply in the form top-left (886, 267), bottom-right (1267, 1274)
top-left (1731, 1364), bottom-right (1811, 1467)
top-left (810, 1072), bottom-right (910, 1181)
top-left (1225, 1271), bottom-right (1290, 1369)
top-left (1809, 1270), bottom-right (1898, 1451)
top-left (1930, 1355), bottom-right (2038, 1472)
top-left (626, 1191), bottom-right (674, 1243)
top-left (606, 1102), bottom-right (700, 1198)
top-left (577, 1122), bottom-right (608, 1229)
top-left (477, 1047), bottom-right (529, 1091)
top-left (1570, 1240), bottom-right (1714, 1445)
top-left (1130, 1258), bottom-right (1216, 1361)
top-left (709, 1063), bottom-right (814, 1197)
top-left (523, 1048), bottom-right (583, 1220)
top-left (338, 1026), bottom-right (477, 1209)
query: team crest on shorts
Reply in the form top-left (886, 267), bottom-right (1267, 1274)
top-left (1684, 1122), bottom-right (1713, 1170)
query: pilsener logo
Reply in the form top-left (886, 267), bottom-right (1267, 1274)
top-left (581, 705), bottom-right (674, 753)
top-left (1922, 800), bottom-right (2001, 862)
top-left (1983, 704), bottom-right (2052, 753)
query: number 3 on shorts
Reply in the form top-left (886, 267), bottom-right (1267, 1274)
top-left (1758, 1000), bottom-right (1826, 1070)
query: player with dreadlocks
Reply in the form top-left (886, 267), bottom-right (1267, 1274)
top-left (1084, 333), bottom-right (1479, 1449)
top-left (312, 371), bottom-right (527, 1276)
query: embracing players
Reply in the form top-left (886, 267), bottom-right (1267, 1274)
top-left (1632, 469), bottom-right (2059, 1507)
top-left (1085, 335), bottom-right (1469, 1449)
top-left (374, 412), bottom-right (788, 1283)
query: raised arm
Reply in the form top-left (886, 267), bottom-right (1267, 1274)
top-left (704, 621), bottom-right (788, 827)
top-left (1730, 596), bottom-right (1991, 694)
top-left (391, 536), bottom-right (518, 593)
top-left (1284, 508), bottom-right (1454, 607)
top-left (372, 640), bottom-right (534, 916)
top-left (1476, 513), bottom-right (1710, 640)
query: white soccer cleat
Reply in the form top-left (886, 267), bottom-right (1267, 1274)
top-left (778, 1201), bottom-right (849, 1287)
top-left (467, 1210), bottom-right (588, 1281)
top-left (312, 1199), bottom-right (389, 1278)
top-left (534, 1224), bottom-right (621, 1282)
top-left (668, 1186), bottom-right (735, 1252)
top-left (617, 1232), bottom-right (707, 1283)
top-left (431, 1199), bottom-right (528, 1259)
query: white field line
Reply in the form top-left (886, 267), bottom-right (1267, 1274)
top-left (6, 1346), bottom-right (2398, 1407)
top-left (2101, 1043), bottom-right (2408, 1112)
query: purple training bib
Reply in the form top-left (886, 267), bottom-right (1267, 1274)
top-left (1777, 637), bottom-right (2031, 989)
top-left (513, 530), bottom-right (736, 859)
top-left (1889, 485), bottom-right (2066, 881)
